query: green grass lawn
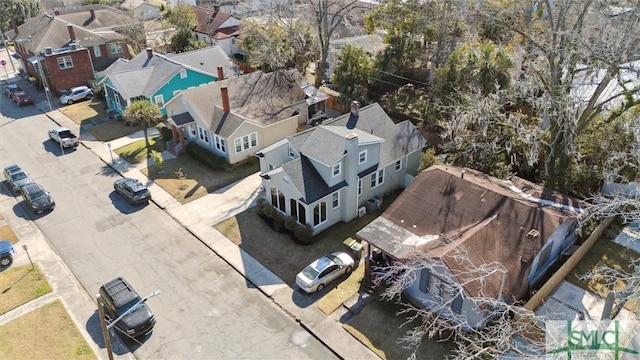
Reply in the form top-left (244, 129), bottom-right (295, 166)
top-left (114, 136), bottom-right (165, 164)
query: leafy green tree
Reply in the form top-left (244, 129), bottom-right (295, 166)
top-left (435, 41), bottom-right (512, 102)
top-left (365, 0), bottom-right (465, 82)
top-left (124, 100), bottom-right (163, 149)
top-left (331, 45), bottom-right (373, 104)
top-left (167, 3), bottom-right (201, 52)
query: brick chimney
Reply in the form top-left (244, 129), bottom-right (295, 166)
top-left (220, 87), bottom-right (230, 113)
top-left (213, 5), bottom-right (220, 14)
top-left (146, 48), bottom-right (153, 59)
top-left (90, 9), bottom-right (96, 19)
top-left (11, 19), bottom-right (18, 35)
top-left (67, 24), bottom-right (76, 42)
top-left (217, 66), bottom-right (224, 80)
top-left (54, 9), bottom-right (60, 15)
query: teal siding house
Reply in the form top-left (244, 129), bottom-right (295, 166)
top-left (98, 46), bottom-right (238, 116)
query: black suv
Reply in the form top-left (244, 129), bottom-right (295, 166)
top-left (21, 182), bottom-right (55, 214)
top-left (98, 277), bottom-right (156, 339)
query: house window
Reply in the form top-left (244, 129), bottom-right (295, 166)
top-left (180, 69), bottom-right (187, 79)
top-left (288, 146), bottom-right (295, 158)
top-left (109, 43), bottom-right (123, 54)
top-left (332, 192), bottom-right (340, 209)
top-left (332, 163), bottom-right (341, 177)
top-left (270, 188), bottom-right (285, 212)
top-left (395, 159), bottom-right (402, 171)
top-left (357, 178), bottom-right (363, 196)
top-left (57, 56), bottom-right (73, 70)
top-left (537, 244), bottom-right (553, 269)
top-left (359, 150), bottom-right (367, 164)
top-left (93, 45), bottom-right (101, 57)
top-left (154, 95), bottom-right (164, 108)
top-left (290, 199), bottom-right (306, 224)
top-left (313, 201), bottom-right (327, 226)
top-left (198, 127), bottom-right (210, 143)
top-left (233, 132), bottom-right (258, 153)
top-left (214, 135), bottom-right (226, 153)
top-left (371, 169), bottom-right (384, 188)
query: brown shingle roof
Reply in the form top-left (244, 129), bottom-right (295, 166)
top-left (358, 165), bottom-right (586, 300)
top-left (192, 5), bottom-right (232, 35)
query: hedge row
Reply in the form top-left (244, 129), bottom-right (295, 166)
top-left (186, 142), bottom-right (232, 171)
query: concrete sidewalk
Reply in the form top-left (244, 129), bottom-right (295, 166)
top-left (7, 76), bottom-right (380, 360)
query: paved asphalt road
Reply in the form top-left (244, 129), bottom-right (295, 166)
top-left (0, 90), bottom-right (337, 358)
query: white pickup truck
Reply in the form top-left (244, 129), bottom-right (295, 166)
top-left (48, 127), bottom-right (79, 148)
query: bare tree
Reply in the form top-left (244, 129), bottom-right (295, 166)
top-left (476, 1), bottom-right (640, 191)
top-left (301, 0), bottom-right (364, 87)
top-left (373, 247), bottom-right (549, 359)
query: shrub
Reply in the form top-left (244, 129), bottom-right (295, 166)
top-left (292, 223), bottom-right (314, 245)
top-left (151, 150), bottom-right (163, 168)
top-left (186, 142), bottom-right (232, 171)
top-left (156, 123), bottom-right (173, 142)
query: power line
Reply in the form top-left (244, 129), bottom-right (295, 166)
top-left (372, 68), bottom-right (430, 86)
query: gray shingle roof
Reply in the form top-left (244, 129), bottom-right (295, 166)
top-left (55, 7), bottom-right (134, 31)
top-left (102, 51), bottom-right (182, 99)
top-left (282, 157), bottom-right (347, 204)
top-left (7, 13), bottom-right (124, 51)
top-left (280, 103), bottom-right (426, 203)
top-left (176, 69), bottom-right (307, 136)
top-left (167, 46), bottom-right (239, 79)
top-left (170, 112), bottom-right (194, 126)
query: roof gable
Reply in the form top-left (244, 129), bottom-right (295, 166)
top-left (192, 5), bottom-right (234, 35)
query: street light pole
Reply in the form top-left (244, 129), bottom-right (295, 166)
top-left (27, 36), bottom-right (53, 112)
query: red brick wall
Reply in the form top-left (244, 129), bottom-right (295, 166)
top-left (44, 49), bottom-right (95, 96)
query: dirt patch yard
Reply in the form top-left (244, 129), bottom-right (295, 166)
top-left (142, 156), bottom-right (259, 204)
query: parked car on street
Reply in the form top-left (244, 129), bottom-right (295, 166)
top-left (3, 164), bottom-right (33, 192)
top-left (296, 252), bottom-right (355, 293)
top-left (98, 277), bottom-right (156, 339)
top-left (59, 86), bottom-right (93, 105)
top-left (11, 91), bottom-right (34, 106)
top-left (113, 178), bottom-right (151, 205)
top-left (20, 182), bottom-right (55, 214)
top-left (2, 83), bottom-right (21, 97)
top-left (48, 127), bottom-right (79, 148)
top-left (0, 240), bottom-right (16, 268)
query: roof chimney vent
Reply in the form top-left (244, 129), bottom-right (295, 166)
top-left (221, 87), bottom-right (230, 113)
top-left (146, 47), bottom-right (153, 59)
top-left (90, 9), bottom-right (96, 19)
top-left (54, 9), bottom-right (60, 15)
top-left (217, 65), bottom-right (224, 80)
top-left (350, 101), bottom-right (360, 117)
top-left (67, 23), bottom-right (76, 42)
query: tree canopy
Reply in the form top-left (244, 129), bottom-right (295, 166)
top-left (331, 44), bottom-right (373, 105)
top-left (0, 0), bottom-right (42, 32)
top-left (124, 100), bottom-right (163, 149)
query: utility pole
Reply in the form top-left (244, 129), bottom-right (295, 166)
top-left (96, 294), bottom-right (115, 360)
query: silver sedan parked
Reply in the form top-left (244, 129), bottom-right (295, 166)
top-left (296, 252), bottom-right (355, 293)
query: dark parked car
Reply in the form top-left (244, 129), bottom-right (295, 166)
top-left (98, 277), bottom-right (156, 339)
top-left (11, 91), bottom-right (34, 106)
top-left (3, 164), bottom-right (33, 192)
top-left (0, 240), bottom-right (16, 268)
top-left (21, 182), bottom-right (55, 214)
top-left (3, 83), bottom-right (21, 97)
top-left (113, 178), bottom-right (151, 205)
